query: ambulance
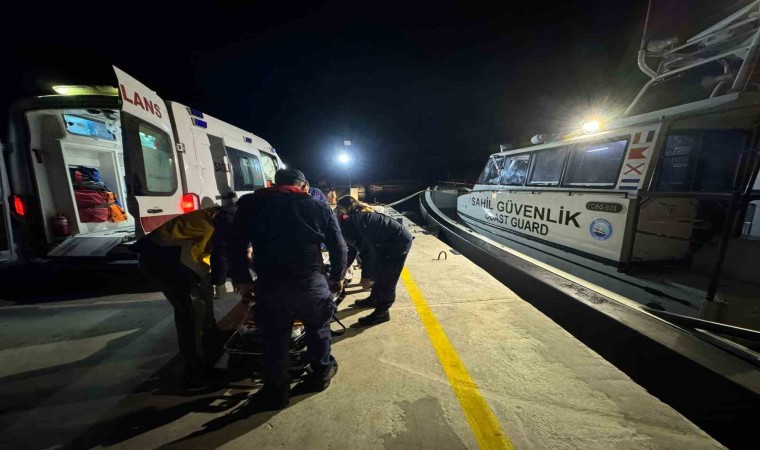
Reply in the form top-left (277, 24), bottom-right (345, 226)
top-left (0, 67), bottom-right (283, 264)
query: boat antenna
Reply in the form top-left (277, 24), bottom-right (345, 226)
top-left (640, 0), bottom-right (653, 51)
top-left (636, 0), bottom-right (658, 79)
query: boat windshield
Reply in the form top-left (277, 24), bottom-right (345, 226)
top-left (476, 154), bottom-right (530, 186)
top-left (477, 155), bottom-right (504, 185)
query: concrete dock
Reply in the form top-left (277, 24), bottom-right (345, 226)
top-left (0, 217), bottom-right (728, 449)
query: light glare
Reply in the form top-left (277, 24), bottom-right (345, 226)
top-left (53, 85), bottom-right (119, 96)
top-left (582, 120), bottom-right (602, 134)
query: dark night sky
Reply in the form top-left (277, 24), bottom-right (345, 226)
top-left (2, 1), bottom-right (747, 185)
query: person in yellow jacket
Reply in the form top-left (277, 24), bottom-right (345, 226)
top-left (133, 205), bottom-right (240, 388)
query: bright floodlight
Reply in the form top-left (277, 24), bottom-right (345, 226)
top-left (582, 120), bottom-right (602, 134)
top-left (337, 152), bottom-right (350, 164)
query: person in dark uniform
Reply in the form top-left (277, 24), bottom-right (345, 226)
top-left (336, 196), bottom-right (413, 326)
top-left (339, 200), bottom-right (377, 290)
top-left (132, 205), bottom-right (237, 388)
top-left (229, 168), bottom-right (347, 410)
top-left (304, 180), bottom-right (327, 203)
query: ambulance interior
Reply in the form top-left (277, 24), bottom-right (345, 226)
top-left (26, 109), bottom-right (134, 243)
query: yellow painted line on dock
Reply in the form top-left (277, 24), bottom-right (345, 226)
top-left (401, 267), bottom-right (514, 450)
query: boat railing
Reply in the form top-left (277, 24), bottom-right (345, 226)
top-left (433, 181), bottom-right (474, 190)
top-left (628, 1), bottom-right (760, 115)
top-left (645, 307), bottom-right (760, 365)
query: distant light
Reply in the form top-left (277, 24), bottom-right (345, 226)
top-left (344, 140), bottom-right (352, 146)
top-left (53, 85), bottom-right (118, 96)
top-left (337, 152), bottom-right (350, 164)
top-left (582, 120), bottom-right (602, 134)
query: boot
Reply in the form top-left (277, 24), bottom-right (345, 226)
top-left (302, 358), bottom-right (339, 392)
top-left (360, 278), bottom-right (374, 290)
top-left (353, 296), bottom-right (377, 308)
top-left (357, 308), bottom-right (390, 326)
top-left (253, 383), bottom-right (290, 410)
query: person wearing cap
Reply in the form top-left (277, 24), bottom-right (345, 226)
top-left (304, 180), bottom-right (327, 203)
top-left (228, 168), bottom-right (347, 409)
top-left (132, 205), bottom-right (238, 389)
top-left (336, 195), bottom-right (413, 326)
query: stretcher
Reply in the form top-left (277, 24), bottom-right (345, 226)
top-left (222, 288), bottom-right (347, 375)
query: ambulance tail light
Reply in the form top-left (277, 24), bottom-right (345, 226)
top-left (181, 193), bottom-right (200, 213)
top-left (12, 195), bottom-right (25, 217)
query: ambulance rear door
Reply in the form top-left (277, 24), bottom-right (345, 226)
top-left (114, 67), bottom-right (183, 236)
top-left (0, 140), bottom-right (17, 263)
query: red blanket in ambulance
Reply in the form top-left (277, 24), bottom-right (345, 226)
top-left (74, 190), bottom-right (128, 223)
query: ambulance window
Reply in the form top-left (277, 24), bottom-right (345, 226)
top-left (63, 114), bottom-right (116, 141)
top-left (137, 123), bottom-right (176, 194)
top-left (260, 152), bottom-right (278, 184)
top-left (499, 154), bottom-right (530, 186)
top-left (477, 155), bottom-right (505, 185)
top-left (528, 147), bottom-right (568, 186)
top-left (227, 147), bottom-right (266, 191)
top-left (238, 155), bottom-right (265, 190)
top-left (563, 139), bottom-right (628, 188)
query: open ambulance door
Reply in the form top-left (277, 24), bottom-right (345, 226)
top-left (114, 67), bottom-right (183, 237)
top-left (0, 140), bottom-right (17, 263)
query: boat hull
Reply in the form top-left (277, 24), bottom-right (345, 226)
top-left (420, 189), bottom-right (701, 316)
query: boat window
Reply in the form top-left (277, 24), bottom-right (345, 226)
top-left (499, 154), bottom-right (530, 186)
top-left (477, 155), bottom-right (505, 185)
top-left (528, 147), bottom-right (568, 186)
top-left (563, 139), bottom-right (628, 188)
top-left (137, 123), bottom-right (176, 194)
top-left (260, 151), bottom-right (279, 185)
top-left (227, 147), bottom-right (266, 191)
top-left (653, 129), bottom-right (750, 192)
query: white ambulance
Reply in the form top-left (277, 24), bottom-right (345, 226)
top-left (0, 67), bottom-right (283, 264)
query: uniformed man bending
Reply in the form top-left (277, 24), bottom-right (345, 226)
top-left (336, 196), bottom-right (413, 326)
top-left (229, 169), bottom-right (347, 409)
